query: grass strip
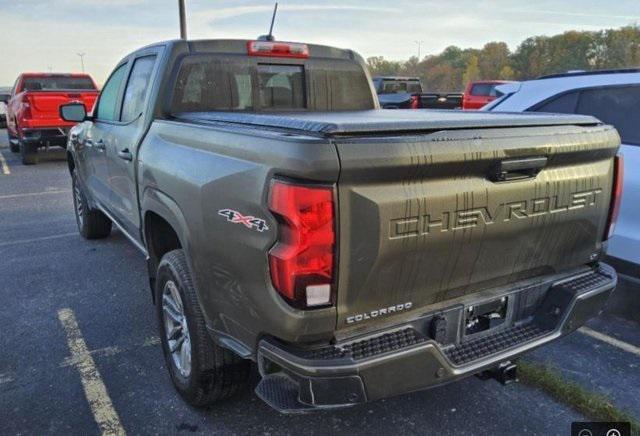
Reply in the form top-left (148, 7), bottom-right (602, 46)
top-left (519, 360), bottom-right (640, 434)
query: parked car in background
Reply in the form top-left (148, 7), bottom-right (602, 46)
top-left (60, 38), bottom-right (620, 413)
top-left (373, 76), bottom-right (462, 109)
top-left (0, 99), bottom-right (7, 128)
top-left (373, 76), bottom-right (422, 108)
top-left (462, 80), bottom-right (510, 110)
top-left (6, 73), bottom-right (98, 164)
top-left (484, 68), bottom-right (639, 270)
top-left (0, 87), bottom-right (9, 128)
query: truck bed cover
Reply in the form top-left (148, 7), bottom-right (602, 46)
top-left (176, 109), bottom-right (599, 136)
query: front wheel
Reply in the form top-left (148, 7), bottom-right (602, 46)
top-left (156, 249), bottom-right (250, 407)
top-left (72, 169), bottom-right (112, 239)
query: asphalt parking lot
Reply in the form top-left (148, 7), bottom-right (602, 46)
top-left (0, 130), bottom-right (638, 435)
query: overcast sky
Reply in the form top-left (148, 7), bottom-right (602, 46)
top-left (1, 0), bottom-right (639, 85)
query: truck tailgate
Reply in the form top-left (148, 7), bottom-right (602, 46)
top-left (334, 123), bottom-right (620, 329)
top-left (26, 91), bottom-right (97, 121)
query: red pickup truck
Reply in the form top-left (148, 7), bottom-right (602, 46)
top-left (5, 73), bottom-right (98, 164)
top-left (462, 80), bottom-right (510, 110)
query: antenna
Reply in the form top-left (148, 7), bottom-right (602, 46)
top-left (258, 2), bottom-right (278, 41)
top-left (268, 3), bottom-right (278, 40)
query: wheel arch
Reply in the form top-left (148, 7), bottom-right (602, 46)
top-left (141, 187), bottom-right (191, 301)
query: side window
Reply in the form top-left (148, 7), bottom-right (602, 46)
top-left (96, 64), bottom-right (127, 121)
top-left (172, 57), bottom-right (254, 112)
top-left (120, 55), bottom-right (157, 122)
top-left (533, 91), bottom-right (579, 114)
top-left (576, 86), bottom-right (640, 146)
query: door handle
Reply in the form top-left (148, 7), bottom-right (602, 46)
top-left (490, 156), bottom-right (548, 182)
top-left (117, 148), bottom-right (133, 161)
top-left (95, 139), bottom-right (106, 151)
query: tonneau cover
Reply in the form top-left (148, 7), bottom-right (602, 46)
top-left (176, 109), bottom-right (599, 136)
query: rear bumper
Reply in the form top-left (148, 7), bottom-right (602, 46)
top-left (20, 127), bottom-right (69, 146)
top-left (256, 264), bottom-right (616, 413)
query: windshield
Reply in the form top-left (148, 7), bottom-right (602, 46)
top-left (22, 76), bottom-right (96, 91)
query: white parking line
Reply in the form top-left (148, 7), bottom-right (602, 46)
top-left (0, 232), bottom-right (77, 248)
top-left (579, 326), bottom-right (640, 357)
top-left (60, 336), bottom-right (160, 368)
top-left (0, 372), bottom-right (14, 385)
top-left (0, 189), bottom-right (70, 200)
top-left (58, 308), bottom-right (127, 436)
top-left (0, 151), bottom-right (10, 175)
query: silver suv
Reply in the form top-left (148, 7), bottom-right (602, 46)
top-left (485, 69), bottom-right (640, 270)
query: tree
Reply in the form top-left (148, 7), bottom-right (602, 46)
top-left (366, 56), bottom-right (402, 76)
top-left (498, 65), bottom-right (515, 80)
top-left (462, 55), bottom-right (480, 87)
top-left (479, 42), bottom-right (510, 79)
top-left (362, 25), bottom-right (640, 92)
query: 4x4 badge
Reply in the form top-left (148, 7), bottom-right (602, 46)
top-left (218, 209), bottom-right (269, 232)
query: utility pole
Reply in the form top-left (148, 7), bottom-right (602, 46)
top-left (179, 0), bottom-right (187, 39)
top-left (414, 40), bottom-right (424, 60)
top-left (77, 53), bottom-right (85, 73)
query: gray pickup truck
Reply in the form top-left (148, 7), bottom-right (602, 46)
top-left (60, 38), bottom-right (622, 413)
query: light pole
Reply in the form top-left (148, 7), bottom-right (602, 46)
top-left (77, 53), bottom-right (85, 73)
top-left (414, 40), bottom-right (424, 60)
top-left (179, 0), bottom-right (187, 39)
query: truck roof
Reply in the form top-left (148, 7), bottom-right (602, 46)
top-left (177, 109), bottom-right (599, 136)
top-left (19, 72), bottom-right (93, 78)
top-left (132, 38), bottom-right (358, 61)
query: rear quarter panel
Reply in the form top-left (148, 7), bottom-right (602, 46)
top-left (138, 120), bottom-right (341, 350)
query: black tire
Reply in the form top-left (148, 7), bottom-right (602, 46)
top-left (72, 169), bottom-right (112, 239)
top-left (20, 140), bottom-right (38, 165)
top-left (8, 131), bottom-right (19, 153)
top-left (156, 249), bottom-right (250, 407)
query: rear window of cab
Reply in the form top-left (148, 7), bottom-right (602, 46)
top-left (22, 76), bottom-right (96, 91)
top-left (470, 83), bottom-right (500, 97)
top-left (170, 54), bottom-right (375, 113)
top-left (374, 79), bottom-right (421, 94)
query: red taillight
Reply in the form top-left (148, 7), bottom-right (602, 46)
top-left (605, 154), bottom-right (624, 240)
top-left (268, 180), bottom-right (335, 308)
top-left (409, 95), bottom-right (419, 109)
top-left (21, 94), bottom-right (33, 122)
top-left (247, 41), bottom-right (309, 58)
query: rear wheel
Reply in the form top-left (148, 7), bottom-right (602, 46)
top-left (20, 140), bottom-right (38, 165)
top-left (8, 131), bottom-right (19, 153)
top-left (72, 169), bottom-right (112, 239)
top-left (156, 249), bottom-right (250, 407)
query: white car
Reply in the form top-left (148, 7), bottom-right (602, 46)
top-left (485, 69), bottom-right (639, 269)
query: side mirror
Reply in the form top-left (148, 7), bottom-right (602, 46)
top-left (60, 103), bottom-right (87, 122)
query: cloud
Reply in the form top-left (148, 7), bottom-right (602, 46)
top-left (192, 4), bottom-right (399, 25)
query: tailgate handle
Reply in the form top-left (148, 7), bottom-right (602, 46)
top-left (491, 156), bottom-right (547, 182)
